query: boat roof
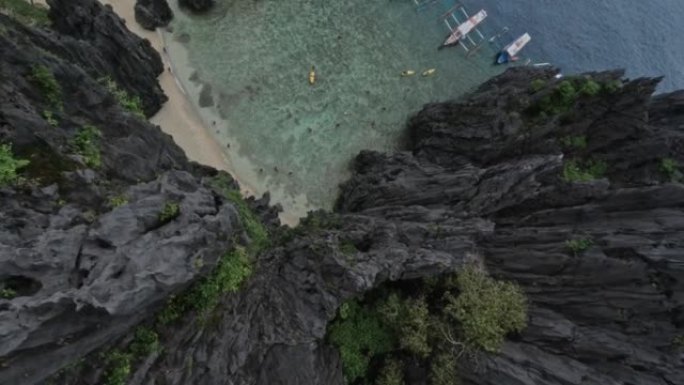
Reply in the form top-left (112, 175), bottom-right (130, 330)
top-left (505, 33), bottom-right (531, 56)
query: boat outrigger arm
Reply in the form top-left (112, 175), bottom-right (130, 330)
top-left (442, 9), bottom-right (487, 47)
top-left (495, 33), bottom-right (531, 64)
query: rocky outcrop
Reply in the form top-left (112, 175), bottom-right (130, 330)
top-left (179, 0), bottom-right (215, 13)
top-left (2, 1), bottom-right (684, 384)
top-left (135, 0), bottom-right (173, 31)
top-left (0, 2), bottom-right (258, 384)
top-left (46, 0), bottom-right (167, 116)
top-left (53, 68), bottom-right (684, 385)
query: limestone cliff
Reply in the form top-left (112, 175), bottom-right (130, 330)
top-left (0, 1), bottom-right (683, 385)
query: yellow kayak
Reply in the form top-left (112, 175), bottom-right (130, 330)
top-left (308, 66), bottom-right (316, 85)
top-left (422, 68), bottom-right (436, 77)
top-left (401, 70), bottom-right (416, 77)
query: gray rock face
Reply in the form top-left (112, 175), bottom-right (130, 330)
top-left (135, 0), bottom-right (173, 31)
top-left (47, 0), bottom-right (167, 116)
top-left (0, 3), bottom-right (255, 384)
top-left (2, 2), bottom-right (684, 384)
top-left (81, 69), bottom-right (682, 385)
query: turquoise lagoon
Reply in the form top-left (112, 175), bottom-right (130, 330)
top-left (163, 0), bottom-right (504, 219)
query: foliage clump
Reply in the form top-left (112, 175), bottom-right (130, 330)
top-left (376, 358), bottom-right (404, 385)
top-left (562, 159), bottom-right (607, 182)
top-left (579, 79), bottom-right (601, 96)
top-left (328, 300), bottom-right (394, 383)
top-left (210, 174), bottom-right (270, 252)
top-left (30, 65), bottom-right (62, 111)
top-left (659, 158), bottom-right (681, 182)
top-left (43, 110), bottom-right (58, 126)
top-left (102, 350), bottom-right (131, 385)
top-left (72, 125), bottom-right (101, 168)
top-left (129, 327), bottom-right (160, 357)
top-left (0, 288), bottom-right (17, 299)
top-left (443, 265), bottom-right (527, 353)
top-left (566, 238), bottom-right (592, 255)
top-left (560, 135), bottom-right (587, 151)
top-left (0, 143), bottom-right (29, 186)
top-left (529, 78), bottom-right (546, 92)
top-left (108, 195), bottom-right (128, 208)
top-left (327, 264), bottom-right (528, 384)
top-left (99, 76), bottom-right (145, 118)
top-left (380, 294), bottom-right (431, 357)
top-left (429, 352), bottom-right (459, 385)
top-left (158, 201), bottom-right (180, 223)
top-left (157, 246), bottom-right (253, 325)
top-left (0, 0), bottom-right (50, 26)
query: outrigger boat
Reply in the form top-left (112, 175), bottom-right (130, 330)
top-left (442, 9), bottom-right (487, 47)
top-left (495, 33), bottom-right (531, 64)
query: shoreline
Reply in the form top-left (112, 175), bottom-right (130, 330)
top-left (94, 0), bottom-right (299, 226)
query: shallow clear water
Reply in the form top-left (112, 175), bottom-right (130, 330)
top-left (163, 0), bottom-right (503, 217)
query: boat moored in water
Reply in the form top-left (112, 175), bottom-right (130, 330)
top-left (495, 33), bottom-right (531, 64)
top-left (442, 9), bottom-right (488, 47)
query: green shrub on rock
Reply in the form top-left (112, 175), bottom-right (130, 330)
top-left (376, 358), bottom-right (404, 385)
top-left (99, 76), bottom-right (145, 118)
top-left (72, 125), bottom-right (101, 168)
top-left (102, 350), bottom-right (131, 385)
top-left (579, 79), bottom-right (601, 96)
top-left (444, 264), bottom-right (527, 353)
top-left (429, 352), bottom-right (459, 385)
top-left (0, 143), bottom-right (29, 186)
top-left (159, 201), bottom-right (180, 223)
top-left (328, 300), bottom-right (394, 383)
top-left (562, 159), bottom-right (607, 182)
top-left (30, 65), bottom-right (62, 110)
top-left (0, 0), bottom-right (50, 26)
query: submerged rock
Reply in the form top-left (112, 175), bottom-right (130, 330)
top-left (179, 0), bottom-right (215, 13)
top-left (135, 0), bottom-right (173, 30)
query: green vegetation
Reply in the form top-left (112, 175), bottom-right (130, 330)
top-left (659, 158), bottom-right (681, 182)
top-left (108, 195), bottom-right (128, 208)
top-left (529, 77), bottom-right (609, 118)
top-left (339, 239), bottom-right (358, 255)
top-left (579, 79), bottom-right (601, 96)
top-left (43, 110), bottom-right (58, 127)
top-left (0, 143), bottom-right (29, 186)
top-left (560, 135), bottom-right (587, 151)
top-left (380, 294), bottom-right (431, 358)
top-left (603, 79), bottom-right (622, 94)
top-left (30, 65), bottom-right (62, 110)
top-left (376, 358), bottom-right (404, 385)
top-left (673, 335), bottom-right (684, 349)
top-left (328, 265), bottom-right (527, 384)
top-left (565, 238), bottom-right (593, 255)
top-left (129, 327), bottom-right (160, 357)
top-left (562, 159), bottom-right (607, 182)
top-left (102, 350), bottom-right (131, 385)
top-left (530, 78), bottom-right (546, 92)
top-left (72, 125), bottom-right (101, 168)
top-left (328, 300), bottom-right (394, 383)
top-left (157, 246), bottom-right (253, 325)
top-left (159, 201), bottom-right (180, 223)
top-left (0, 288), bottom-right (17, 299)
top-left (210, 174), bottom-right (270, 252)
top-left (0, 0), bottom-right (50, 26)
top-left (99, 76), bottom-right (145, 118)
top-left (429, 353), bottom-right (459, 385)
top-left (444, 265), bottom-right (527, 353)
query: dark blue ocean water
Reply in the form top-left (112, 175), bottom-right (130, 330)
top-left (465, 0), bottom-right (684, 92)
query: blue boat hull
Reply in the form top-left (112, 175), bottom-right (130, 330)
top-left (495, 51), bottom-right (510, 65)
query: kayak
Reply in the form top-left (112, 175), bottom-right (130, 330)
top-left (422, 68), bottom-right (436, 76)
top-left (308, 67), bottom-right (316, 85)
top-left (401, 70), bottom-right (416, 77)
